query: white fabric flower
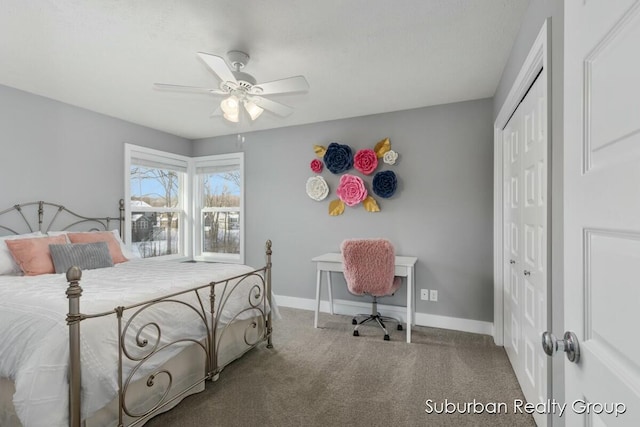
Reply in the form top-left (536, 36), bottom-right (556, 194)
top-left (383, 150), bottom-right (398, 165)
top-left (306, 176), bottom-right (329, 201)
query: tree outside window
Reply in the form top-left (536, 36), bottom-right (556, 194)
top-left (130, 166), bottom-right (183, 258)
top-left (202, 170), bottom-right (241, 255)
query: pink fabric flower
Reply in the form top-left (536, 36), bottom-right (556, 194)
top-left (354, 149), bottom-right (378, 175)
top-left (310, 158), bottom-right (323, 173)
top-left (336, 174), bottom-right (368, 206)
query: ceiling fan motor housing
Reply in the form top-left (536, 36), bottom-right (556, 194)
top-left (227, 50), bottom-right (250, 69)
top-left (232, 71), bottom-right (257, 88)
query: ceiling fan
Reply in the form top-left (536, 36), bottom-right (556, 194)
top-left (154, 50), bottom-right (309, 123)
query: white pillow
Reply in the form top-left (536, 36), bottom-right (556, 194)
top-left (110, 229), bottom-right (141, 259)
top-left (0, 232), bottom-right (44, 275)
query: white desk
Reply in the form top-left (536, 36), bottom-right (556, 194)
top-left (311, 252), bottom-right (418, 343)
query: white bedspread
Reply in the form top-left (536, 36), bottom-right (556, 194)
top-left (0, 259), bottom-right (268, 427)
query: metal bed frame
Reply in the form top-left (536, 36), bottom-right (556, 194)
top-left (0, 200), bottom-right (273, 427)
top-left (0, 200), bottom-right (125, 236)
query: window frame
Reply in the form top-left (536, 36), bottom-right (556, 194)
top-left (124, 143), bottom-right (191, 260)
top-left (193, 152), bottom-right (245, 264)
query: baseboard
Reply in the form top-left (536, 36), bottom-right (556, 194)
top-left (273, 294), bottom-right (493, 336)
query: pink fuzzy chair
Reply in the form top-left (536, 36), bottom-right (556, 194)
top-left (341, 238), bottom-right (403, 340)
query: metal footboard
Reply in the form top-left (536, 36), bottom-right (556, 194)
top-left (65, 240), bottom-right (273, 427)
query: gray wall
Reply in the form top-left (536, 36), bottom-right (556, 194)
top-left (0, 84), bottom-right (191, 219)
top-left (0, 85), bottom-right (495, 323)
top-left (493, 0), bottom-right (565, 423)
top-left (193, 98), bottom-right (495, 322)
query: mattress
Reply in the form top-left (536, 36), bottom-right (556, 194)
top-left (0, 259), bottom-right (270, 427)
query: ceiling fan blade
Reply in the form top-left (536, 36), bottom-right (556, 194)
top-left (252, 76), bottom-right (309, 95)
top-left (153, 83), bottom-right (227, 95)
top-left (196, 52), bottom-right (237, 85)
top-left (249, 96), bottom-right (294, 117)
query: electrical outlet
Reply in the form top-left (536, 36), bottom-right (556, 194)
top-left (430, 289), bottom-right (438, 302)
top-left (420, 289), bottom-right (429, 301)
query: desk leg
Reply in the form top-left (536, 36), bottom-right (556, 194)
top-left (406, 267), bottom-right (414, 343)
top-left (327, 272), bottom-right (334, 315)
top-left (314, 269), bottom-right (322, 328)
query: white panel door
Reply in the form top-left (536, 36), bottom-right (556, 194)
top-left (504, 72), bottom-right (548, 427)
top-left (520, 71), bottom-right (548, 424)
top-left (504, 99), bottom-right (522, 381)
top-left (562, 0), bottom-right (640, 424)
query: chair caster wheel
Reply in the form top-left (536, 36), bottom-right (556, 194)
top-left (397, 324), bottom-right (403, 331)
top-left (352, 319), bottom-right (357, 325)
top-left (353, 330), bottom-right (359, 337)
top-left (384, 334), bottom-right (390, 341)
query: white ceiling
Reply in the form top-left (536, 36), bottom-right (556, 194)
top-left (0, 0), bottom-right (529, 140)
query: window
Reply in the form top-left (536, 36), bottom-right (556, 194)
top-left (124, 145), bottom-right (244, 262)
top-left (194, 153), bottom-right (244, 263)
top-left (125, 144), bottom-right (189, 259)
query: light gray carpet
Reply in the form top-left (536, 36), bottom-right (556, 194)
top-left (146, 307), bottom-right (536, 426)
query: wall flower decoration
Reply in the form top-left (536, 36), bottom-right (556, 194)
top-left (362, 196), bottom-right (380, 212)
top-left (372, 170), bottom-right (397, 198)
top-left (328, 199), bottom-right (345, 216)
top-left (310, 137), bottom-right (400, 215)
top-left (310, 158), bottom-right (323, 173)
top-left (323, 142), bottom-right (353, 174)
top-left (313, 144), bottom-right (327, 157)
top-left (374, 137), bottom-right (391, 158)
top-left (336, 173), bottom-right (368, 206)
top-left (383, 150), bottom-right (398, 165)
top-left (306, 176), bottom-right (330, 201)
top-left (354, 149), bottom-right (378, 175)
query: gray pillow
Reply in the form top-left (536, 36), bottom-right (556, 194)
top-left (49, 242), bottom-right (114, 274)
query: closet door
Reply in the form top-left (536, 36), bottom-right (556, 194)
top-left (503, 72), bottom-right (548, 426)
top-left (503, 102), bottom-right (523, 382)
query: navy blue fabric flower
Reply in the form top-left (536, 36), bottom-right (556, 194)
top-left (323, 142), bottom-right (353, 174)
top-left (372, 170), bottom-right (397, 198)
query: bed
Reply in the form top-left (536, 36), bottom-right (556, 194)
top-left (0, 200), bottom-right (274, 427)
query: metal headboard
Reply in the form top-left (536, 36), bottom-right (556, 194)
top-left (0, 199), bottom-right (125, 237)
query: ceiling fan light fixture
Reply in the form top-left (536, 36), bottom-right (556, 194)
top-left (223, 111), bottom-right (239, 123)
top-left (244, 101), bottom-right (264, 121)
top-left (220, 95), bottom-right (239, 116)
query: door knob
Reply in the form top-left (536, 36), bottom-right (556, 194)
top-left (541, 331), bottom-right (580, 363)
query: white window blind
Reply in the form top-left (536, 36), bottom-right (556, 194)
top-left (196, 164), bottom-right (238, 174)
top-left (131, 153), bottom-right (188, 172)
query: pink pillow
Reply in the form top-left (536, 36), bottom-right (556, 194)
top-left (6, 235), bottom-right (68, 276)
top-left (67, 232), bottom-right (128, 264)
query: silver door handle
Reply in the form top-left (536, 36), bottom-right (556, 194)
top-left (510, 260), bottom-right (516, 264)
top-left (523, 270), bottom-right (531, 276)
top-left (541, 331), bottom-right (580, 363)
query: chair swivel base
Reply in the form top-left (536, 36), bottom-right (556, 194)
top-left (351, 313), bottom-right (403, 340)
